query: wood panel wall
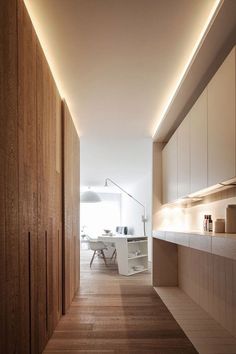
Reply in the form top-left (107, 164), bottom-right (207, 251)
top-left (18, 2), bottom-right (38, 351)
top-left (0, 0), bottom-right (69, 352)
top-left (178, 246), bottom-right (236, 338)
top-left (62, 101), bottom-right (80, 314)
top-left (0, 0), bottom-right (19, 352)
top-left (36, 38), bottom-right (62, 352)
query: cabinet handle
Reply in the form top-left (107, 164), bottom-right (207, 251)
top-left (28, 232), bottom-right (32, 352)
top-left (58, 229), bottom-right (60, 314)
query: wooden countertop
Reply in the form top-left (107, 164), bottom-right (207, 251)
top-left (152, 230), bottom-right (236, 260)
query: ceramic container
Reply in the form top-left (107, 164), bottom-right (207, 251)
top-left (214, 218), bottom-right (225, 233)
top-left (226, 205), bottom-right (236, 233)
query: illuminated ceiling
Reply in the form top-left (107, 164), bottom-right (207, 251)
top-left (24, 0), bottom-right (233, 141)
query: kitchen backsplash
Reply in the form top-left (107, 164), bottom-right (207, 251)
top-left (153, 187), bottom-right (236, 232)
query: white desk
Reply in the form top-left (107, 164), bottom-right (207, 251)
top-left (98, 235), bottom-right (148, 276)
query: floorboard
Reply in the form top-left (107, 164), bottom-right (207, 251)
top-left (44, 249), bottom-right (198, 353)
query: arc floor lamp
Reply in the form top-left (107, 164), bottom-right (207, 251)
top-left (104, 178), bottom-right (147, 236)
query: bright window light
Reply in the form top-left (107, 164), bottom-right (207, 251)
top-left (80, 193), bottom-right (121, 237)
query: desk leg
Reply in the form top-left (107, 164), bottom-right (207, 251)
top-left (152, 238), bottom-right (178, 287)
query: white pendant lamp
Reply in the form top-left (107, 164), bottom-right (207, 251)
top-left (80, 188), bottom-right (101, 203)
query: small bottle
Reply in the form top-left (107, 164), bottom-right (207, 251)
top-left (203, 215), bottom-right (207, 231)
top-left (206, 215), bottom-right (209, 231)
top-left (208, 215), bottom-right (213, 232)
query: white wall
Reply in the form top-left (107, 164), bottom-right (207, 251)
top-left (80, 136), bottom-right (153, 260)
top-left (120, 143), bottom-right (153, 260)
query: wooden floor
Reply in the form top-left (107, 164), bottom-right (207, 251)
top-left (44, 249), bottom-right (198, 353)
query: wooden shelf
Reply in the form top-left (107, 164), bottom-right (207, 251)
top-left (154, 287), bottom-right (236, 354)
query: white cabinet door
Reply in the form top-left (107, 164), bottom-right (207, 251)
top-left (208, 47), bottom-right (236, 186)
top-left (162, 132), bottom-right (178, 204)
top-left (178, 116), bottom-right (190, 198)
top-left (190, 89), bottom-right (208, 193)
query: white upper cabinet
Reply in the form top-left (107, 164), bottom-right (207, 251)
top-left (177, 115), bottom-right (190, 198)
top-left (208, 47), bottom-right (236, 186)
top-left (190, 89), bottom-right (208, 193)
top-left (162, 132), bottom-right (178, 204)
top-left (161, 46), bottom-right (236, 204)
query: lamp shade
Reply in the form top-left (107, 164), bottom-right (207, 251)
top-left (80, 190), bottom-right (101, 203)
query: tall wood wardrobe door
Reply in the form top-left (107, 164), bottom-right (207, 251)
top-left (50, 78), bottom-right (63, 331)
top-left (36, 40), bottom-right (49, 352)
top-left (0, 0), bottom-right (19, 352)
top-left (36, 29), bottom-right (63, 352)
top-left (18, 1), bottom-right (38, 352)
top-left (47, 70), bottom-right (62, 337)
top-left (62, 101), bottom-right (80, 314)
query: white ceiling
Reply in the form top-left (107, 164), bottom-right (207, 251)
top-left (79, 137), bottom-right (152, 189)
top-left (24, 0), bottom-right (217, 139)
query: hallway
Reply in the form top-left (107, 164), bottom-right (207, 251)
top-left (44, 251), bottom-right (197, 353)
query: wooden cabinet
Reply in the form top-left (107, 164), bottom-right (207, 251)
top-left (0, 1), bottom-right (73, 352)
top-left (0, 0), bottom-right (19, 352)
top-left (36, 41), bottom-right (47, 351)
top-left (18, 2), bottom-right (38, 352)
top-left (177, 115), bottom-right (190, 198)
top-left (37, 40), bottom-right (63, 350)
top-left (208, 47), bottom-right (236, 186)
top-left (162, 132), bottom-right (178, 204)
top-left (162, 47), bottom-right (236, 204)
top-left (62, 101), bottom-right (80, 314)
top-left (190, 89), bottom-right (208, 193)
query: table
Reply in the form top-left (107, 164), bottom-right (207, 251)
top-left (98, 235), bottom-right (148, 276)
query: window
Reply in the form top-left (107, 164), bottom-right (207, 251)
top-left (80, 193), bottom-right (121, 237)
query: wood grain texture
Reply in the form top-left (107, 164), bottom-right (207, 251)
top-left (155, 287), bottom-right (236, 354)
top-left (62, 100), bottom-right (80, 314)
top-left (44, 251), bottom-right (197, 354)
top-left (1, 0), bottom-right (63, 351)
top-left (36, 38), bottom-right (63, 351)
top-left (178, 245), bottom-right (236, 338)
top-left (0, 0), bottom-right (20, 352)
top-left (152, 238), bottom-right (178, 287)
top-left (36, 39), bottom-right (49, 352)
top-left (18, 1), bottom-right (38, 351)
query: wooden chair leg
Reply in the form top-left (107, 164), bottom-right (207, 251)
top-left (90, 250), bottom-right (96, 268)
top-left (101, 249), bottom-right (107, 266)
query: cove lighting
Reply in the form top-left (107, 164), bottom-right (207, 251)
top-left (152, 0), bottom-right (223, 139)
top-left (163, 178), bottom-right (236, 207)
top-left (23, 0), bottom-right (80, 137)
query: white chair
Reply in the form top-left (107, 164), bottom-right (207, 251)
top-left (86, 236), bottom-right (108, 267)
